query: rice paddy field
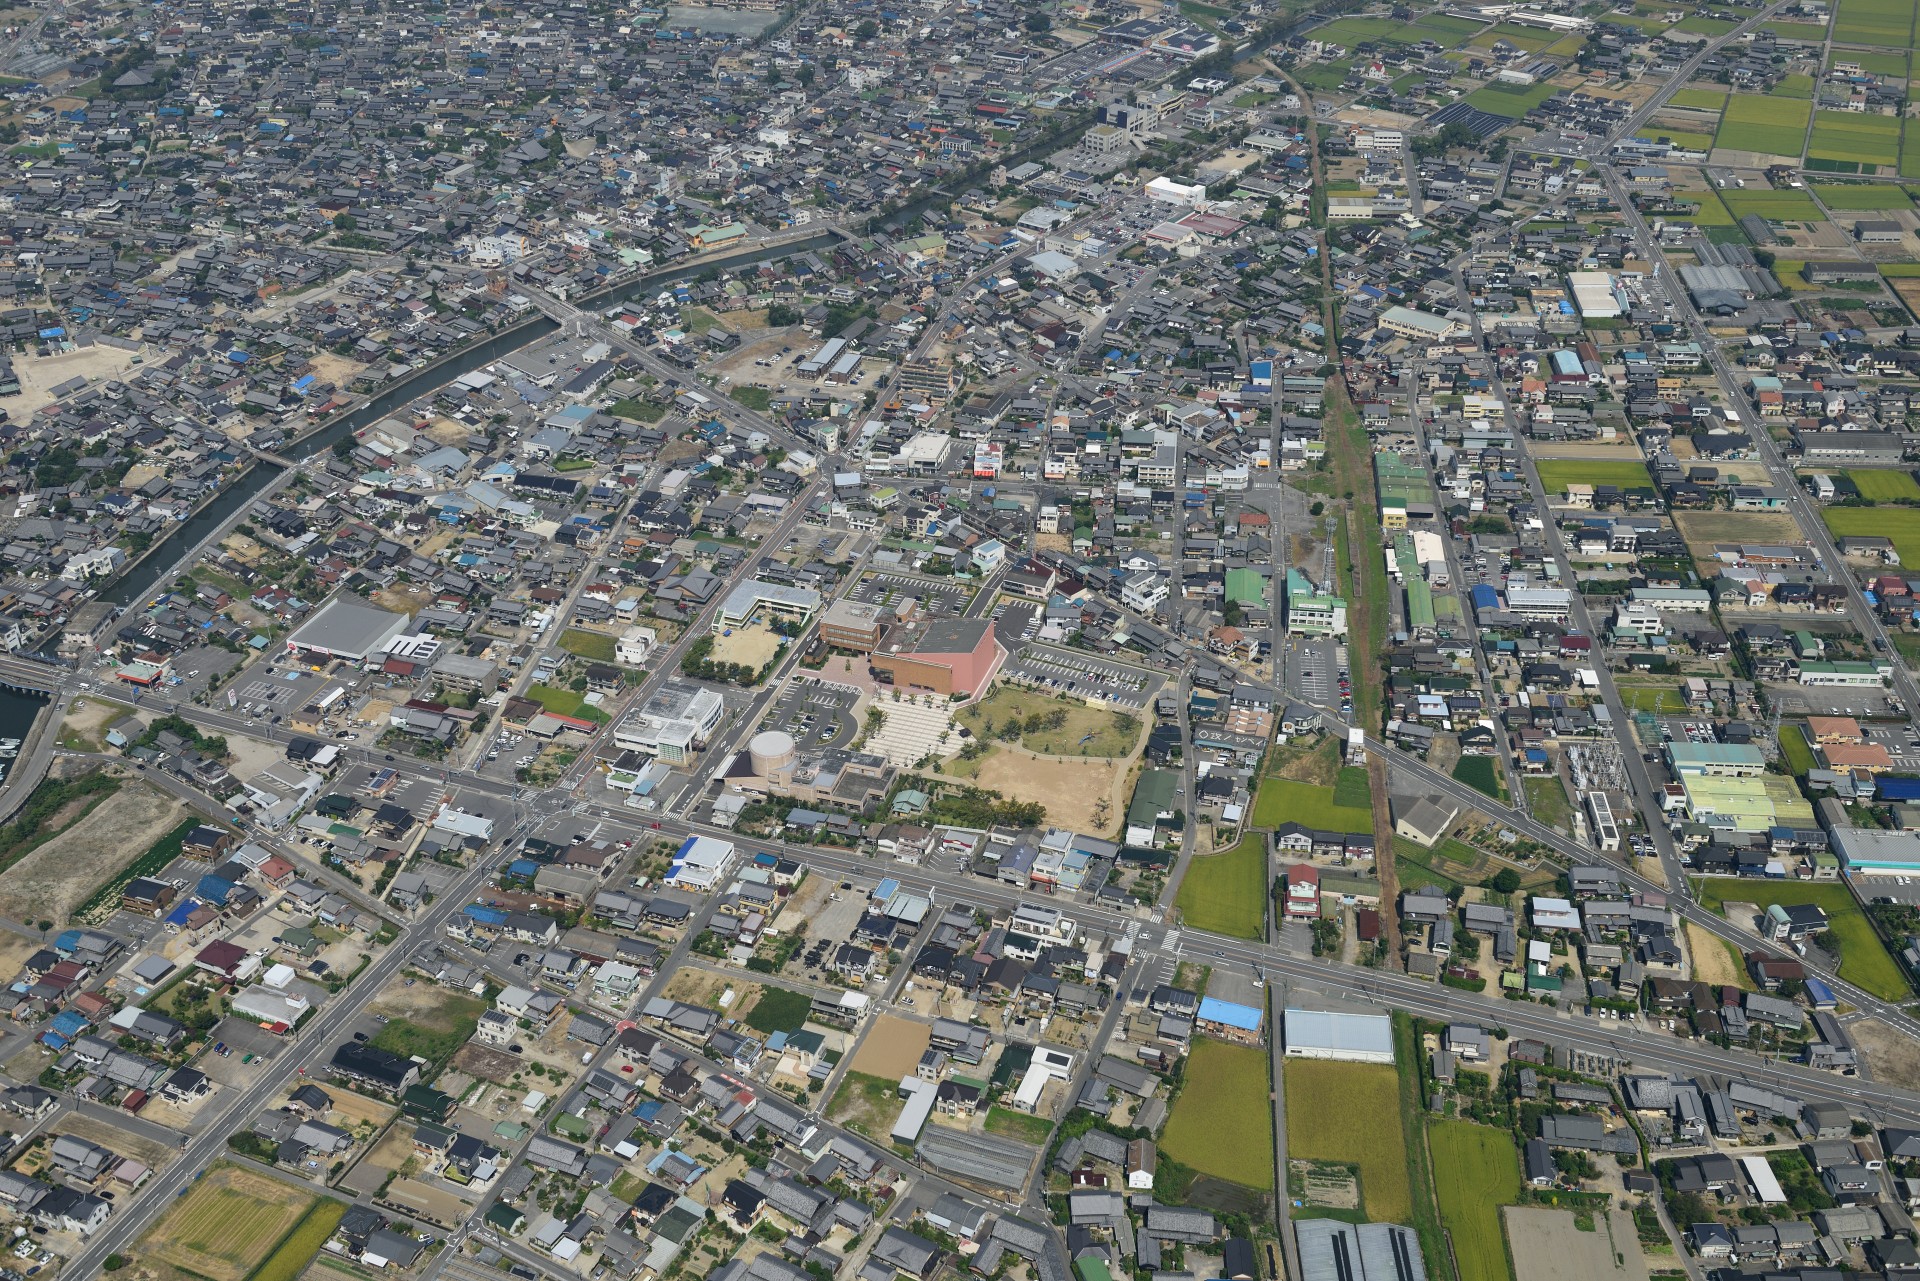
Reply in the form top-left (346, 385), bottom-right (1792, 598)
top-left (1764, 18), bottom-right (1833, 39)
top-left (1669, 88), bottom-right (1728, 111)
top-left (1826, 504), bottom-right (1920, 565)
top-left (1813, 182), bottom-right (1916, 209)
top-left (1286, 1061), bottom-right (1411, 1221)
top-left (1174, 836), bottom-right (1269, 939)
top-left (1162, 1039), bottom-right (1276, 1190)
top-left (1681, 187), bottom-right (1737, 225)
top-left (1846, 468), bottom-right (1920, 500)
top-left (1716, 95), bottom-right (1813, 155)
top-left (1810, 111), bottom-right (1903, 168)
top-left (1431, 1123), bottom-right (1522, 1281)
top-left (1771, 73), bottom-right (1817, 97)
top-left (1723, 188), bottom-right (1825, 220)
top-left (1534, 458), bottom-right (1653, 493)
top-left (1833, 0), bottom-right (1916, 46)
top-left (1855, 50), bottom-right (1912, 75)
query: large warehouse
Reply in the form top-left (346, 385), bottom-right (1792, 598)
top-left (869, 618), bottom-right (999, 697)
top-left (1831, 828), bottom-right (1920, 876)
top-left (286, 598), bottom-right (410, 665)
top-left (1283, 1007), bottom-right (1394, 1064)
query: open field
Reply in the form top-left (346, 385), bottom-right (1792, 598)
top-left (957, 686), bottom-right (1144, 757)
top-left (1847, 469), bottom-right (1920, 501)
top-left (1175, 836), bottom-right (1269, 938)
top-left (1851, 1015), bottom-right (1920, 1087)
top-left (1810, 111), bottom-right (1903, 167)
top-left (557, 628), bottom-right (619, 662)
top-left (0, 776), bottom-right (188, 924)
top-left (826, 1071), bottom-right (902, 1140)
top-left (742, 985), bottom-right (811, 1034)
top-left (1505, 1208), bottom-right (1650, 1281)
top-left (57, 696), bottom-right (135, 752)
top-left (12, 344), bottom-right (147, 417)
top-left (1825, 505), bottom-right (1920, 566)
top-left (1674, 510), bottom-right (1807, 557)
top-left (1534, 459), bottom-right (1652, 494)
top-left (1716, 95), bottom-right (1813, 156)
top-left (366, 987), bottom-right (488, 1068)
top-left (141, 1165), bottom-right (317, 1281)
top-left (849, 1013), bottom-right (931, 1078)
top-left (947, 745), bottom-right (1130, 836)
top-left (1285, 1060), bottom-right (1409, 1220)
top-left (1431, 1122), bottom-right (1520, 1281)
top-left (1251, 778), bottom-right (1373, 832)
top-left (1694, 877), bottom-right (1908, 999)
top-left (1614, 681), bottom-right (1689, 715)
top-left (1162, 1039), bottom-right (1274, 1190)
top-left (1723, 188), bottom-right (1825, 220)
top-left (1685, 919), bottom-right (1752, 989)
top-left (1525, 774), bottom-right (1573, 829)
top-left (1816, 183), bottom-right (1916, 209)
top-left (525, 682), bottom-right (610, 723)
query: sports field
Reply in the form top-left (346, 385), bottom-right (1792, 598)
top-left (1251, 778), bottom-right (1373, 832)
top-left (1286, 1060), bottom-right (1411, 1221)
top-left (1814, 182), bottom-right (1915, 209)
top-left (1847, 469), bottom-right (1920, 500)
top-left (1833, 0), bottom-right (1915, 45)
top-left (1534, 458), bottom-right (1652, 493)
top-left (1826, 505), bottom-right (1920, 566)
top-left (1175, 835), bottom-right (1269, 939)
top-left (1694, 877), bottom-right (1909, 1000)
top-left (143, 1166), bottom-right (317, 1281)
top-left (1723, 188), bottom-right (1824, 221)
top-left (1162, 1039), bottom-right (1275, 1189)
top-left (1716, 95), bottom-right (1813, 156)
top-left (1810, 111), bottom-right (1902, 167)
top-left (1431, 1123), bottom-right (1521, 1281)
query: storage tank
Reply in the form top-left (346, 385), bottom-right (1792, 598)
top-left (749, 730), bottom-right (797, 775)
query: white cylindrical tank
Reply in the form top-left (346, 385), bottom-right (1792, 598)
top-left (749, 729), bottom-right (797, 775)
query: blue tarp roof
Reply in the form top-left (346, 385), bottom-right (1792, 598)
top-left (1197, 996), bottom-right (1262, 1031)
top-left (464, 904), bottom-right (509, 925)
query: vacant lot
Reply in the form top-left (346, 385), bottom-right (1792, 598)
top-left (1285, 1060), bottom-right (1409, 1221)
top-left (827, 1071), bottom-right (904, 1140)
top-left (849, 1013), bottom-right (931, 1078)
top-left (143, 1164), bottom-right (316, 1281)
top-left (1686, 920), bottom-right (1751, 988)
top-left (958, 686), bottom-right (1144, 757)
top-left (526, 683), bottom-right (610, 724)
top-left (367, 987), bottom-right (488, 1068)
top-left (1674, 510), bottom-right (1807, 558)
top-left (57, 696), bottom-right (135, 752)
top-left (1827, 505), bottom-right (1920, 566)
top-left (1534, 459), bottom-right (1652, 494)
top-left (951, 746), bottom-right (1131, 836)
top-left (0, 776), bottom-right (188, 924)
top-left (1175, 836), bottom-right (1269, 939)
top-left (1162, 1039), bottom-right (1274, 1190)
top-left (1695, 877), bottom-right (1908, 999)
top-left (1505, 1208), bottom-right (1650, 1281)
top-left (1251, 779), bottom-right (1372, 832)
top-left (1431, 1122), bottom-right (1520, 1281)
top-left (743, 985), bottom-right (811, 1034)
top-left (1715, 95), bottom-right (1813, 156)
top-left (558, 628), bottom-right (618, 662)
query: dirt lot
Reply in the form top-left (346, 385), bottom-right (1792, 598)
top-left (1504, 1208), bottom-right (1648, 1281)
top-left (383, 1177), bottom-right (472, 1228)
top-left (1684, 920), bottom-right (1749, 988)
top-left (310, 1089), bottom-right (395, 1131)
top-left (11, 344), bottom-right (148, 417)
top-left (0, 776), bottom-right (190, 924)
top-left (453, 1043), bottom-right (522, 1084)
top-left (1851, 1018), bottom-right (1920, 1089)
top-left (305, 351), bottom-right (367, 388)
top-left (58, 696), bottom-right (137, 752)
top-left (53, 1112), bottom-right (177, 1170)
top-left (850, 1014), bottom-right (932, 1078)
top-left (1672, 511), bottom-right (1807, 557)
top-left (662, 967), bottom-right (757, 1012)
top-left (709, 621), bottom-right (783, 673)
top-left (371, 583), bottom-right (432, 616)
top-left (950, 746), bottom-right (1133, 837)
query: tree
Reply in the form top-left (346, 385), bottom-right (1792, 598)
top-left (332, 211), bottom-right (357, 231)
top-left (1024, 10), bottom-right (1052, 31)
top-left (35, 920), bottom-right (50, 941)
top-left (1489, 868), bottom-right (1521, 894)
top-left (855, 18), bottom-right (878, 39)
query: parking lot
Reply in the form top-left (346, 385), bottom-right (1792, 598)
top-left (1294, 638), bottom-right (1342, 706)
top-left (991, 599), bottom-right (1037, 648)
top-left (763, 680), bottom-right (860, 752)
top-left (1864, 724), bottom-right (1920, 770)
top-left (846, 571), bottom-right (973, 619)
top-left (1001, 643), bottom-right (1159, 709)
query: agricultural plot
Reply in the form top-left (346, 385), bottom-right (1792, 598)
top-left (1675, 12), bottom-right (1737, 33)
top-left (1716, 95), bottom-right (1813, 155)
top-left (1695, 877), bottom-right (1909, 1000)
top-left (1464, 80), bottom-right (1560, 117)
top-left (1723, 188), bottom-right (1824, 220)
top-left (1668, 88), bottom-right (1728, 110)
top-left (1318, 16), bottom-right (1412, 43)
top-left (1826, 505), bottom-right (1920, 567)
top-left (1176, 836), bottom-right (1270, 939)
top-left (1286, 1061), bottom-right (1411, 1221)
top-left (1810, 111), bottom-right (1902, 168)
top-left (1763, 18), bottom-right (1833, 38)
top-left (1648, 128), bottom-right (1715, 152)
top-left (1161, 1039), bottom-right (1275, 1189)
top-left (142, 1166), bottom-right (317, 1281)
top-left (1814, 182), bottom-right (1915, 208)
top-left (1833, 0), bottom-right (1915, 45)
top-left (1770, 72), bottom-right (1817, 97)
top-left (1903, 129), bottom-right (1920, 178)
top-left (1534, 459), bottom-right (1653, 493)
top-left (1431, 1123), bottom-right (1522, 1281)
top-left (1846, 468), bottom-right (1920, 500)
top-left (1251, 779), bottom-right (1373, 832)
top-left (1680, 188), bottom-right (1736, 225)
top-left (1855, 50), bottom-right (1911, 75)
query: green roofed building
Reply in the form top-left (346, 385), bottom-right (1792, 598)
top-left (1126, 770), bottom-right (1180, 846)
top-left (1225, 568), bottom-right (1266, 607)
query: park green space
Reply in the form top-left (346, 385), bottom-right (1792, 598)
top-left (1825, 504), bottom-right (1920, 565)
top-left (1175, 836), bottom-right (1269, 939)
top-left (1162, 1039), bottom-right (1275, 1189)
top-left (1847, 468), bottom-right (1920, 500)
top-left (1251, 778), bottom-right (1374, 832)
top-left (1534, 458), bottom-right (1652, 493)
top-left (1693, 877), bottom-right (1909, 999)
top-left (1723, 187), bottom-right (1824, 220)
top-left (1716, 95), bottom-right (1813, 155)
top-left (1286, 1060), bottom-right (1410, 1219)
top-left (1811, 111), bottom-right (1903, 167)
top-left (1813, 182), bottom-right (1915, 208)
top-left (1430, 1123), bottom-right (1521, 1281)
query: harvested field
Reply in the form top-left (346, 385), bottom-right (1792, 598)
top-left (849, 1014), bottom-right (931, 1078)
top-left (141, 1164), bottom-right (316, 1281)
top-left (0, 778), bottom-right (189, 923)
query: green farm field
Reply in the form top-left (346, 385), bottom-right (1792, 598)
top-left (1826, 504), bottom-right (1920, 566)
top-left (1853, 50), bottom-right (1910, 74)
top-left (1833, 0), bottom-right (1915, 45)
top-left (1771, 72), bottom-right (1816, 97)
top-left (1430, 1123), bottom-right (1521, 1281)
top-left (1162, 1039), bottom-right (1275, 1189)
top-left (1251, 779), bottom-right (1373, 832)
top-left (1814, 182), bottom-right (1915, 208)
top-left (1681, 188), bottom-right (1736, 225)
top-left (142, 1166), bottom-right (318, 1281)
top-left (1286, 1060), bottom-right (1411, 1221)
top-left (1846, 469), bottom-right (1920, 500)
top-left (1723, 188), bottom-right (1823, 220)
top-left (1534, 458), bottom-right (1652, 493)
top-left (1464, 80), bottom-right (1558, 117)
top-left (1175, 836), bottom-right (1269, 939)
top-left (1716, 95), bottom-right (1813, 155)
top-left (1668, 88), bottom-right (1728, 111)
top-left (1810, 111), bottom-right (1902, 167)
top-left (1693, 877), bottom-right (1909, 1000)
top-left (1778, 725), bottom-right (1817, 777)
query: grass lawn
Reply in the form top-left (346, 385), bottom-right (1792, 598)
top-left (1825, 505), bottom-right (1920, 565)
top-left (743, 985), bottom-right (812, 1034)
top-left (1615, 682), bottom-right (1688, 715)
top-left (1452, 756), bottom-right (1503, 800)
top-left (1534, 458), bottom-right (1651, 493)
top-left (1286, 1060), bottom-right (1409, 1219)
top-left (557, 628), bottom-right (618, 662)
top-left (1430, 1123), bottom-right (1520, 1281)
top-left (1334, 766), bottom-right (1370, 808)
top-left (1779, 725), bottom-right (1817, 777)
top-left (1163, 1039), bottom-right (1275, 1189)
top-left (1524, 775), bottom-right (1573, 829)
top-left (729, 385), bottom-right (773, 412)
top-left (1252, 779), bottom-right (1373, 832)
top-left (250, 1199), bottom-right (350, 1281)
top-left (1694, 877), bottom-right (1909, 999)
top-left (957, 686), bottom-right (1141, 757)
top-left (1810, 110), bottom-right (1902, 167)
top-left (1723, 188), bottom-right (1824, 220)
top-left (526, 683), bottom-right (611, 724)
top-left (1815, 182), bottom-right (1915, 209)
top-left (984, 1106), bottom-right (1056, 1145)
top-left (1846, 468), bottom-right (1920, 501)
top-left (371, 992), bottom-right (488, 1069)
top-left (1716, 95), bottom-right (1814, 155)
top-left (1176, 836), bottom-right (1269, 939)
